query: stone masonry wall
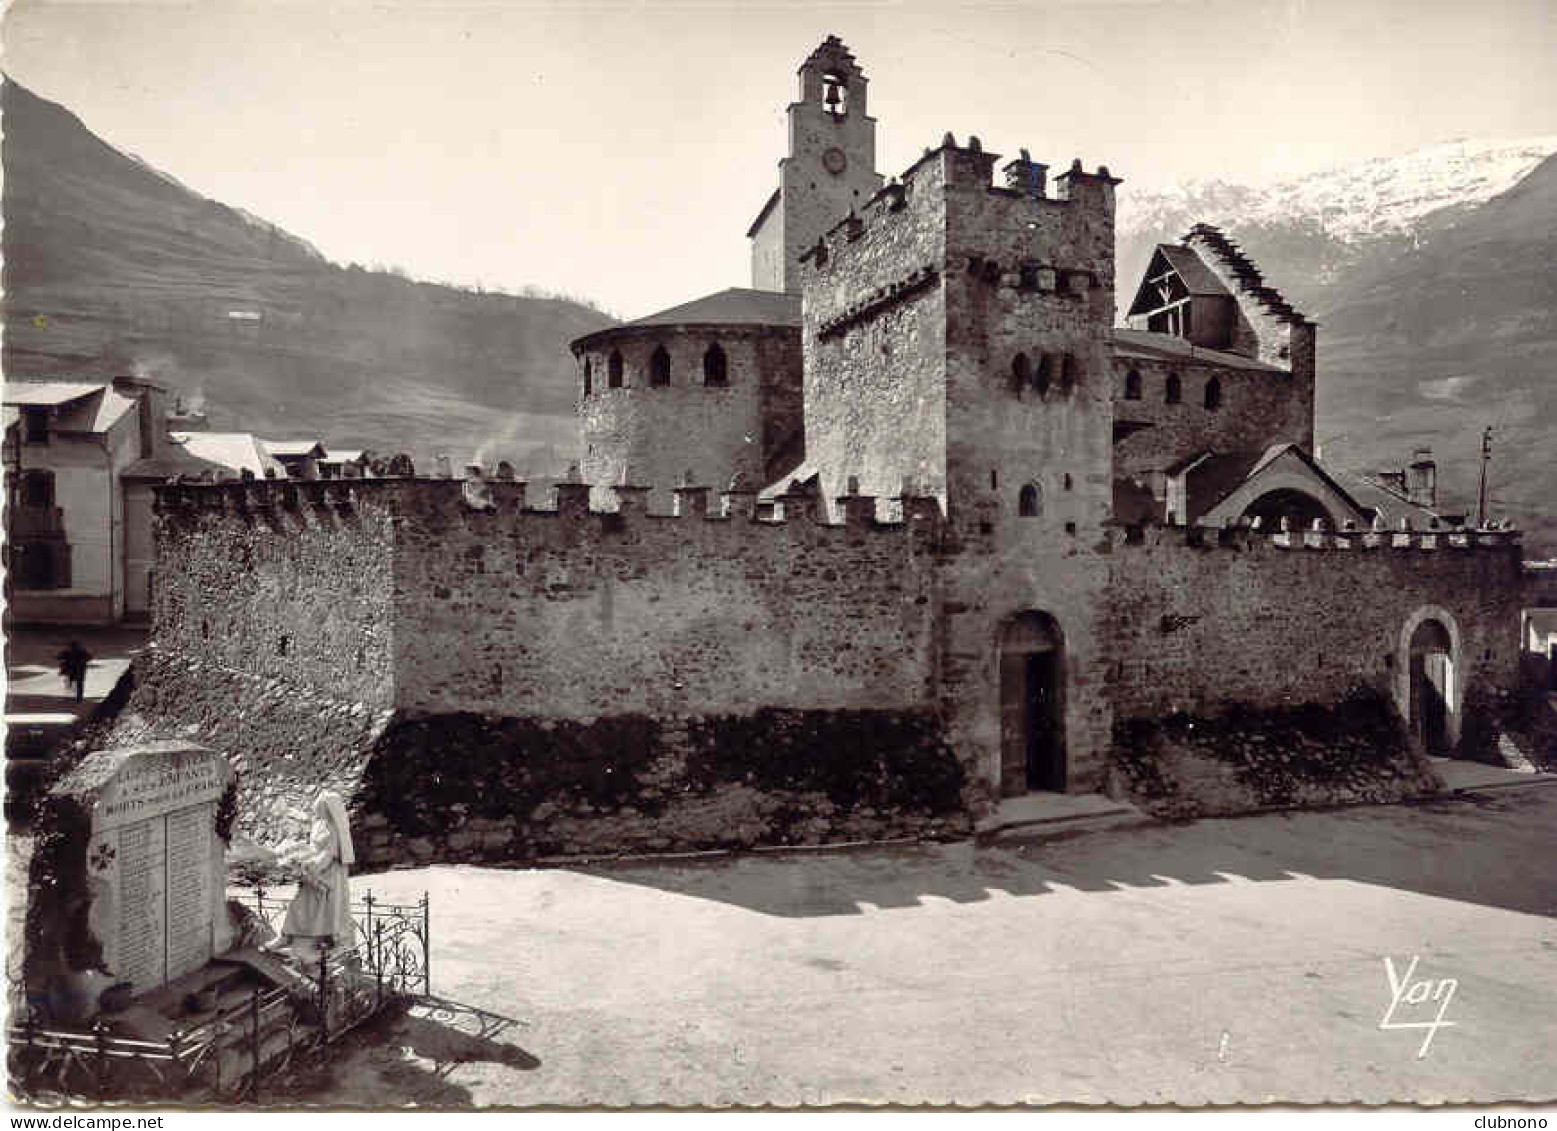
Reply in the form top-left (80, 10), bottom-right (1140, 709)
top-left (1102, 525), bottom-right (1525, 814)
top-left (576, 327), bottom-right (792, 512)
top-left (937, 152), bottom-right (1121, 796)
top-left (1105, 525), bottom-right (1525, 721)
top-left (388, 478), bottom-right (942, 719)
top-left (95, 648), bottom-right (394, 850)
top-left (1112, 355), bottom-right (1310, 481)
top-left (146, 477), bottom-right (966, 864)
top-left (152, 481), bottom-right (395, 708)
top-left (800, 142), bottom-right (951, 519)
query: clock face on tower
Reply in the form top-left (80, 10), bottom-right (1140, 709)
top-left (822, 147), bottom-right (848, 175)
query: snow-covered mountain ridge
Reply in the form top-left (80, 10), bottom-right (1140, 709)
top-left (1119, 136), bottom-right (1557, 248)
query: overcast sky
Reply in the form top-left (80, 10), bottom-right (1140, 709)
top-left (5, 0), bottom-right (1555, 317)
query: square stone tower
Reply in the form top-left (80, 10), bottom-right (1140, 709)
top-left (799, 136), bottom-right (1123, 798)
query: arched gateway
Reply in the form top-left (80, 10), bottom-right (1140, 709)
top-left (998, 612), bottom-right (1066, 796)
top-left (1408, 618), bottom-right (1455, 755)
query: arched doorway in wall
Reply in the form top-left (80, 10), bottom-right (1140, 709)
top-left (1408, 618), bottom-right (1455, 755)
top-left (998, 612), bottom-right (1066, 796)
top-left (1240, 488), bottom-right (1331, 530)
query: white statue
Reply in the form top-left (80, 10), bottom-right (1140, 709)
top-left (279, 791), bottom-right (356, 960)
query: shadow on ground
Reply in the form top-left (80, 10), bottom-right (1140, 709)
top-left (574, 785), bottom-right (1557, 920)
top-left (266, 995), bottom-right (539, 1107)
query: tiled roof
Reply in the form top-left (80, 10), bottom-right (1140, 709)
top-left (625, 288), bottom-right (801, 329)
top-left (264, 439), bottom-right (327, 458)
top-left (746, 189), bottom-right (781, 238)
top-left (84, 389), bottom-right (139, 433)
top-left (2, 381), bottom-right (138, 434)
top-left (170, 432), bottom-right (285, 477)
top-left (2, 380), bottom-right (105, 407)
top-left (1330, 467), bottom-right (1454, 527)
top-left (1113, 328), bottom-right (1287, 373)
top-left (574, 288), bottom-right (800, 350)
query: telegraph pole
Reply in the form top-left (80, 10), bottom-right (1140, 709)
top-left (1476, 426), bottom-right (1492, 528)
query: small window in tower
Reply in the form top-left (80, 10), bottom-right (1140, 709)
top-left (22, 407), bottom-right (49, 444)
top-left (1204, 376), bottom-right (1222, 411)
top-left (1035, 355), bottom-right (1053, 397)
top-left (1063, 473), bottom-right (1073, 491)
top-left (583, 359), bottom-right (593, 396)
top-left (608, 350), bottom-right (624, 389)
top-left (1166, 372), bottom-right (1182, 404)
top-left (1061, 354), bottom-right (1079, 393)
top-left (704, 342), bottom-right (729, 387)
top-left (1125, 369), bottom-right (1142, 401)
top-left (20, 470), bottom-right (54, 509)
top-left (650, 345), bottom-right (671, 387)
top-left (1019, 483), bottom-right (1043, 517)
top-left (822, 73), bottom-right (848, 117)
top-left (1011, 352), bottom-right (1031, 395)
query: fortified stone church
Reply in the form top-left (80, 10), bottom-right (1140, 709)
top-left (137, 38), bottom-right (1534, 864)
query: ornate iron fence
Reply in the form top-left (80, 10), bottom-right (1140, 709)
top-left (6, 889), bottom-right (429, 1103)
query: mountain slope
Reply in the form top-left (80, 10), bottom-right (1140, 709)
top-left (2, 78), bottom-right (614, 467)
top-left (1117, 141), bottom-right (1557, 555)
top-left (1316, 154), bottom-right (1557, 552)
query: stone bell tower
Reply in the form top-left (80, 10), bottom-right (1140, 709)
top-left (747, 36), bottom-right (884, 294)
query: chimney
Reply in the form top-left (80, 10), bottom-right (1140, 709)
top-left (112, 374), bottom-right (171, 460)
top-left (1405, 447), bottom-right (1436, 509)
top-left (1002, 149), bottom-right (1048, 198)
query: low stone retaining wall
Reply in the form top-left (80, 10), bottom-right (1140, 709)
top-left (1107, 689), bottom-right (1441, 819)
top-left (95, 651), bottom-right (970, 866)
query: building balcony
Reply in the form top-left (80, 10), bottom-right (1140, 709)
top-left (9, 506), bottom-right (65, 538)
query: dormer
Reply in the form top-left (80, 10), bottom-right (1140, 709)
top-left (1126, 244), bottom-right (1238, 351)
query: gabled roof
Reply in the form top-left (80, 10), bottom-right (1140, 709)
top-left (1113, 328), bottom-right (1286, 373)
top-left (1177, 443), bottom-right (1369, 527)
top-left (1156, 245), bottom-right (1231, 298)
top-left (1126, 244), bottom-right (1231, 317)
top-left (573, 288), bottom-right (800, 350)
top-left (759, 460), bottom-right (820, 502)
top-left (746, 188), bottom-right (781, 238)
top-left (2, 380), bottom-right (138, 433)
top-left (2, 381), bottom-right (105, 407)
top-left (170, 432), bottom-right (285, 477)
top-left (1330, 467), bottom-right (1454, 528)
top-left (82, 388), bottom-right (139, 433)
top-left (264, 439), bottom-right (327, 459)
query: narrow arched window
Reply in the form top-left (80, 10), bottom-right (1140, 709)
top-left (1011, 352), bottom-right (1031, 395)
top-left (1019, 482), bottom-right (1042, 517)
top-left (1165, 372), bottom-right (1182, 404)
top-left (608, 349), bottom-right (624, 388)
top-left (1034, 354), bottom-right (1053, 397)
top-left (1061, 353), bottom-right (1079, 392)
top-left (1124, 369), bottom-right (1142, 400)
top-left (583, 359), bottom-right (593, 396)
top-left (649, 344), bottom-right (671, 387)
top-left (1204, 376), bottom-right (1222, 410)
top-left (703, 342), bottom-right (728, 387)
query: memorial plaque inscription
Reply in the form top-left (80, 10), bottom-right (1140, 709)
top-left (38, 743), bottom-right (233, 998)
